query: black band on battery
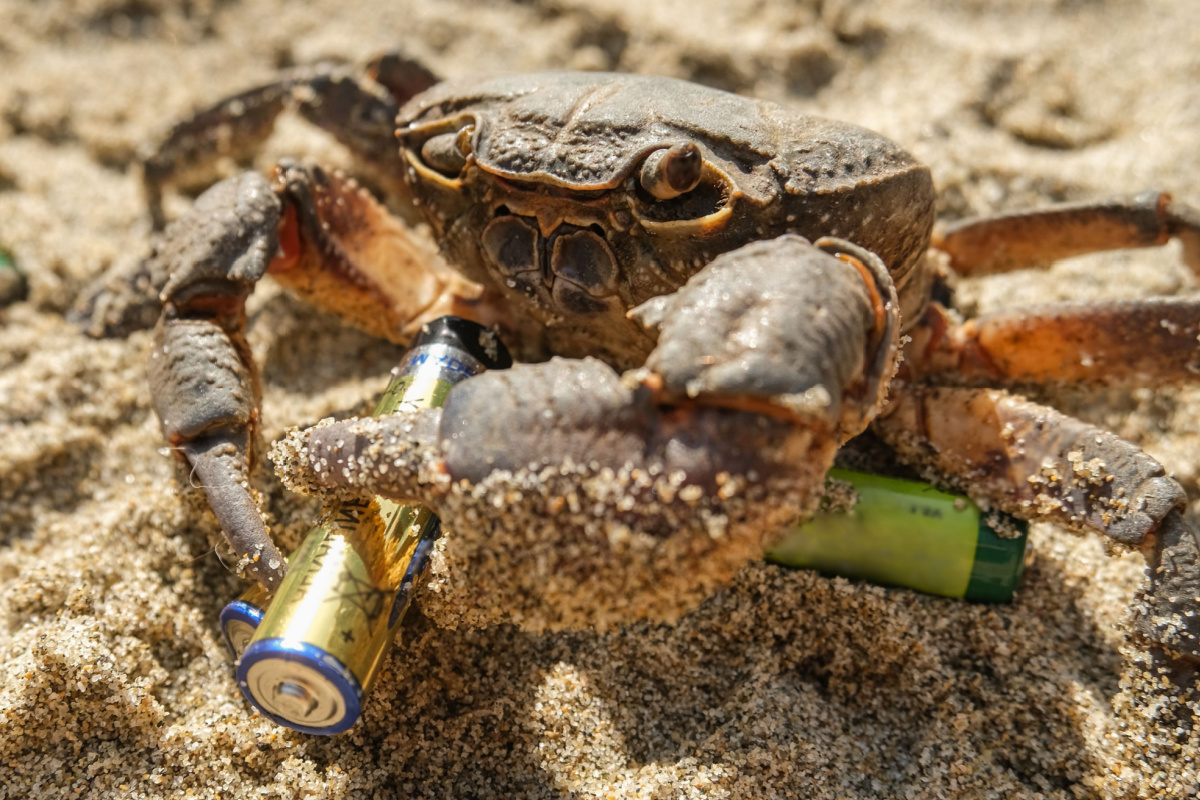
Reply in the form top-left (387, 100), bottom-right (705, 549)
top-left (411, 316), bottom-right (513, 371)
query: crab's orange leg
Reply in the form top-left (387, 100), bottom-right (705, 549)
top-left (905, 299), bottom-right (1200, 386)
top-left (873, 385), bottom-right (1200, 663)
top-left (266, 162), bottom-right (489, 341)
top-left (934, 192), bottom-right (1200, 277)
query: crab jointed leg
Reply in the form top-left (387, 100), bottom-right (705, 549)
top-left (148, 172), bottom-right (284, 589)
top-left (887, 192), bottom-right (1200, 665)
top-left (146, 166), bottom-right (482, 590)
top-left (875, 387), bottom-right (1186, 547)
top-left (272, 235), bottom-right (904, 631)
top-left (873, 386), bottom-right (1200, 662)
top-left (142, 52), bottom-right (438, 230)
top-left (879, 197), bottom-right (1200, 663)
top-left (906, 299), bottom-right (1200, 386)
top-left (934, 192), bottom-right (1200, 276)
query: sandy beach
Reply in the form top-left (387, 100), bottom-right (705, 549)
top-left (2, 0), bottom-right (1200, 797)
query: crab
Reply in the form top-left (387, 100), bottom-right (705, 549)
top-left (76, 55), bottom-right (1200, 667)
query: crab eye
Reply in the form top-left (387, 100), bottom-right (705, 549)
top-left (419, 130), bottom-right (472, 177)
top-left (639, 143), bottom-right (703, 200)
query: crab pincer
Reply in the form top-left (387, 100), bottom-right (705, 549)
top-left (144, 162), bottom-right (482, 591)
top-left (274, 235), bottom-right (902, 630)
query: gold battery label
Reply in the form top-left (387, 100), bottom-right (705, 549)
top-left (247, 373), bottom-right (454, 695)
top-left (237, 581), bottom-right (271, 610)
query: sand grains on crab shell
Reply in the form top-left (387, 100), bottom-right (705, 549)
top-left (272, 402), bottom-right (829, 632)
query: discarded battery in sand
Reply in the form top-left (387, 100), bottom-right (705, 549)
top-left (234, 316), bottom-right (511, 735)
top-left (768, 468), bottom-right (1029, 603)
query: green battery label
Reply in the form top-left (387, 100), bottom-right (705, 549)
top-left (767, 469), bottom-right (1028, 602)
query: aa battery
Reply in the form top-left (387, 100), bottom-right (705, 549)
top-left (222, 527), bottom-right (439, 660)
top-left (767, 468), bottom-right (1028, 602)
top-left (236, 317), bottom-right (510, 735)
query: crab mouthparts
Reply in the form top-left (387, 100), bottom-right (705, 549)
top-left (480, 212), bottom-right (620, 315)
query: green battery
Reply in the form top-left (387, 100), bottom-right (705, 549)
top-left (236, 317), bottom-right (510, 734)
top-left (767, 468), bottom-right (1028, 602)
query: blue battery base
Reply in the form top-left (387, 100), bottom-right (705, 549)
top-left (237, 638), bottom-right (364, 736)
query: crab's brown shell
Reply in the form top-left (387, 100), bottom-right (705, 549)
top-left (398, 72), bottom-right (937, 338)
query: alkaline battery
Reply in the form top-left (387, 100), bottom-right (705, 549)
top-left (222, 530), bottom-right (438, 659)
top-left (767, 468), bottom-right (1028, 602)
top-left (236, 317), bottom-right (511, 735)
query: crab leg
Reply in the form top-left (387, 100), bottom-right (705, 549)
top-left (934, 192), bottom-right (1200, 276)
top-left (267, 162), bottom-right (488, 341)
top-left (272, 235), bottom-right (903, 630)
top-left (143, 80), bottom-right (293, 230)
top-left (872, 385), bottom-right (1199, 662)
top-left (145, 166), bottom-right (484, 590)
top-left (143, 53), bottom-right (437, 229)
top-left (147, 172), bottom-right (286, 588)
top-left (905, 299), bottom-right (1200, 386)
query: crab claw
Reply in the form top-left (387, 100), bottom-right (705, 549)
top-left (145, 173), bottom-right (289, 590)
top-left (274, 238), bottom-right (903, 631)
top-left (274, 357), bottom-right (829, 631)
top-left (184, 431), bottom-right (286, 590)
top-left (629, 235), bottom-right (901, 440)
top-left (151, 314), bottom-right (287, 590)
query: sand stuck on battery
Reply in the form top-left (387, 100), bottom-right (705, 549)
top-left (3, 1), bottom-right (1200, 797)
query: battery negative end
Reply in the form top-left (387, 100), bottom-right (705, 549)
top-left (237, 639), bottom-right (363, 735)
